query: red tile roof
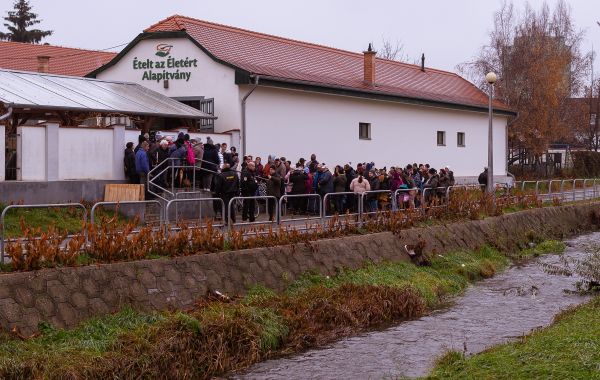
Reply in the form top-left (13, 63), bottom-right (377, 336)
top-left (144, 15), bottom-right (511, 113)
top-left (0, 41), bottom-right (116, 77)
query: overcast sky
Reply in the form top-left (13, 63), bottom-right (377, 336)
top-left (1, 0), bottom-right (599, 77)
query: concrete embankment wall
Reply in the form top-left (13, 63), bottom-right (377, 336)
top-left (2, 203), bottom-right (599, 334)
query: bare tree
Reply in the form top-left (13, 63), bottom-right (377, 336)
top-left (377, 38), bottom-right (409, 62)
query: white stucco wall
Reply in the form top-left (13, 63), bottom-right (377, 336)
top-left (95, 36), bottom-right (508, 177)
top-left (96, 38), bottom-right (241, 134)
top-left (18, 126), bottom-right (46, 181)
top-left (58, 128), bottom-right (113, 180)
top-left (244, 87), bottom-right (507, 177)
top-left (124, 129), bottom-right (142, 146)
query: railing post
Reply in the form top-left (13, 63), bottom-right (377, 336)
top-left (359, 193), bottom-right (365, 227)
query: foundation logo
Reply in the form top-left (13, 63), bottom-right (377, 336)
top-left (155, 44), bottom-right (173, 57)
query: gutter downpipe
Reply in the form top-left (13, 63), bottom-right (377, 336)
top-left (241, 75), bottom-right (259, 157)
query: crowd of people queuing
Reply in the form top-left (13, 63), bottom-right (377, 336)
top-left (123, 133), bottom-right (465, 224)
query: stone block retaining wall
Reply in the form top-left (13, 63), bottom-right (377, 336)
top-left (1, 203), bottom-right (599, 334)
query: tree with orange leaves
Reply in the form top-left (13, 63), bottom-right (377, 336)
top-left (461, 1), bottom-right (590, 155)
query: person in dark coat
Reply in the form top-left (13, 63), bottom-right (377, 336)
top-left (215, 163), bottom-right (239, 224)
top-left (201, 137), bottom-right (220, 191)
top-left (317, 165), bottom-right (333, 196)
top-left (332, 166), bottom-right (347, 214)
top-left (240, 161), bottom-right (258, 222)
top-left (289, 164), bottom-right (308, 214)
top-left (366, 170), bottom-right (380, 212)
top-left (344, 164), bottom-right (357, 212)
top-left (134, 134), bottom-right (146, 154)
top-left (135, 141), bottom-right (150, 198)
top-left (478, 167), bottom-right (488, 192)
top-left (266, 166), bottom-right (282, 222)
top-left (123, 142), bottom-right (138, 184)
top-left (151, 140), bottom-right (170, 189)
top-left (316, 165), bottom-right (333, 215)
top-left (169, 139), bottom-right (188, 188)
top-left (438, 169), bottom-right (450, 199)
top-left (424, 168), bottom-right (440, 204)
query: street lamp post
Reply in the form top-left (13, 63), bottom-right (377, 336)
top-left (486, 72), bottom-right (497, 195)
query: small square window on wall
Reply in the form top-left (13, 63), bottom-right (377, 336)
top-left (437, 131), bottom-right (446, 146)
top-left (457, 132), bottom-right (465, 147)
top-left (359, 122), bottom-right (371, 140)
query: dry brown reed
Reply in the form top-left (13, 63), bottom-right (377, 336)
top-left (3, 190), bottom-right (542, 272)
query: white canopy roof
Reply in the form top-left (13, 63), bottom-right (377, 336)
top-left (0, 69), bottom-right (214, 119)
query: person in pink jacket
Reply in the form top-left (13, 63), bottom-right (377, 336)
top-left (350, 174), bottom-right (371, 194)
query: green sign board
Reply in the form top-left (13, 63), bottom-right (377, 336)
top-left (132, 43), bottom-right (198, 83)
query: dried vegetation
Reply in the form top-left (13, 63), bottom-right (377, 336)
top-left (0, 247), bottom-right (509, 379)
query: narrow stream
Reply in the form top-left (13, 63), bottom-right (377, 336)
top-left (237, 233), bottom-right (595, 380)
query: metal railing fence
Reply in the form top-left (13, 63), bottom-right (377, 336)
top-left (3, 178), bottom-right (600, 261)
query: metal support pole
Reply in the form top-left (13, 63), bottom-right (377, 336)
top-left (487, 82), bottom-right (494, 195)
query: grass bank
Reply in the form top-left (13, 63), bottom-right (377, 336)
top-left (426, 296), bottom-right (600, 380)
top-left (0, 204), bottom-right (125, 238)
top-left (0, 245), bottom-right (521, 379)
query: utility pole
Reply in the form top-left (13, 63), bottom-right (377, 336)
top-left (486, 72), bottom-right (497, 195)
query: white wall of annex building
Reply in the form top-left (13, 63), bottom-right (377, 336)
top-left (96, 38), bottom-right (241, 134)
top-left (18, 126), bottom-right (46, 181)
top-left (16, 126), bottom-right (131, 181)
top-left (58, 128), bottom-right (114, 180)
top-left (245, 87), bottom-right (507, 177)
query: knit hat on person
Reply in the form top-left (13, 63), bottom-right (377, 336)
top-left (206, 137), bottom-right (214, 145)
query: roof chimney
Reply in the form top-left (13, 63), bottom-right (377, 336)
top-left (37, 56), bottom-right (50, 73)
top-left (421, 53), bottom-right (425, 72)
top-left (363, 43), bottom-right (377, 84)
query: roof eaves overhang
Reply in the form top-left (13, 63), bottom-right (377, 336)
top-left (6, 103), bottom-right (216, 119)
top-left (253, 75), bottom-right (517, 117)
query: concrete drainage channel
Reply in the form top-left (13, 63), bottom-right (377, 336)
top-left (237, 233), bottom-right (594, 379)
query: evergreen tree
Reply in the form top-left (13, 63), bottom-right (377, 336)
top-left (0, 0), bottom-right (52, 43)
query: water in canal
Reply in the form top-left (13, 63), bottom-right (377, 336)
top-left (238, 233), bottom-right (595, 380)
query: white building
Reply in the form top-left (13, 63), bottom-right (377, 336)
top-left (90, 15), bottom-right (514, 180)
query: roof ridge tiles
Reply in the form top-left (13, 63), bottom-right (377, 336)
top-left (155, 15), bottom-right (359, 59)
top-left (144, 14), bottom-right (187, 32)
top-left (148, 15), bottom-right (464, 79)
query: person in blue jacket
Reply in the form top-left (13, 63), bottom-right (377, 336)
top-left (135, 141), bottom-right (150, 193)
